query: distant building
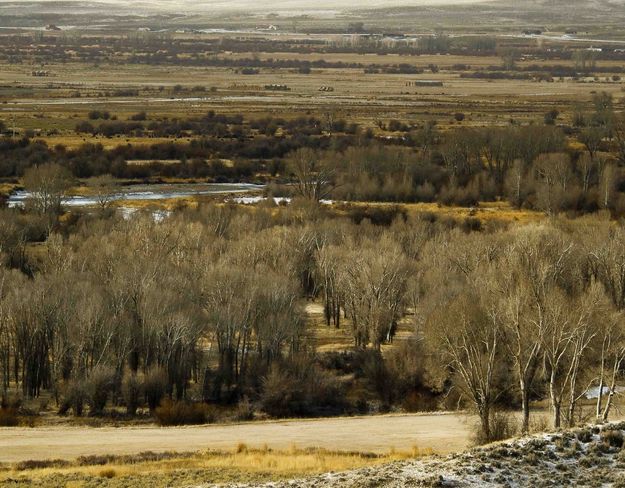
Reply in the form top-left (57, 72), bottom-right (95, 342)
top-left (407, 80), bottom-right (443, 87)
top-left (265, 84), bottom-right (290, 91)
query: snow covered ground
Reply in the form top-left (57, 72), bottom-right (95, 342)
top-left (212, 422), bottom-right (625, 487)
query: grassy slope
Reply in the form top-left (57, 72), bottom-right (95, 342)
top-left (229, 421), bottom-right (625, 487)
top-left (0, 446), bottom-right (425, 488)
top-left (5, 422), bottom-right (625, 487)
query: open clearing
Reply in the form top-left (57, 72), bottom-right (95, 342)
top-left (0, 412), bottom-right (472, 463)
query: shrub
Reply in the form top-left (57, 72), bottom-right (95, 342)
top-left (88, 110), bottom-right (110, 120)
top-left (87, 366), bottom-right (115, 415)
top-left (576, 428), bottom-right (594, 443)
top-left (544, 109), bottom-right (559, 125)
top-left (0, 407), bottom-right (19, 426)
top-left (601, 429), bottom-right (624, 449)
top-left (129, 111), bottom-right (147, 121)
top-left (99, 468), bottom-right (117, 478)
top-left (472, 411), bottom-right (518, 445)
top-left (144, 366), bottom-right (167, 412)
top-left (260, 357), bottom-right (346, 418)
top-left (154, 399), bottom-right (215, 426)
top-left (233, 397), bottom-right (255, 421)
top-left (15, 459), bottom-right (71, 471)
top-left (462, 217), bottom-right (482, 233)
top-left (59, 379), bottom-right (88, 416)
top-left (122, 373), bottom-right (143, 415)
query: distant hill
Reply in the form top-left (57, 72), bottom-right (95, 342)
top-left (0, 0), bottom-right (496, 13)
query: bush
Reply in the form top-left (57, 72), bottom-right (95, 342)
top-left (0, 407), bottom-right (19, 426)
top-left (600, 429), bottom-right (624, 449)
top-left (129, 111), bottom-right (147, 121)
top-left (122, 373), bottom-right (143, 415)
top-left (260, 357), bottom-right (346, 418)
top-left (345, 204), bottom-right (407, 226)
top-left (59, 379), bottom-right (88, 416)
top-left (15, 459), bottom-right (71, 471)
top-left (576, 428), bottom-right (594, 443)
top-left (233, 397), bottom-right (255, 421)
top-left (154, 399), bottom-right (215, 426)
top-left (87, 366), bottom-right (115, 415)
top-left (99, 468), bottom-right (117, 478)
top-left (472, 411), bottom-right (518, 445)
top-left (88, 110), bottom-right (110, 120)
top-left (144, 366), bottom-right (167, 412)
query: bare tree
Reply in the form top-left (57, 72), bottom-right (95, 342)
top-left (613, 113), bottom-right (625, 165)
top-left (588, 225), bottom-right (625, 420)
top-left (539, 284), bottom-right (601, 428)
top-left (432, 291), bottom-right (503, 441)
top-left (89, 174), bottom-right (117, 209)
top-left (336, 236), bottom-right (411, 349)
top-left (23, 163), bottom-right (73, 215)
top-left (289, 148), bottom-right (336, 202)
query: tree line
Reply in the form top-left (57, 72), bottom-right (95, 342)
top-left (2, 196), bottom-right (625, 438)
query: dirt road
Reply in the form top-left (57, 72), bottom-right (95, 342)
top-left (0, 413), bottom-right (472, 463)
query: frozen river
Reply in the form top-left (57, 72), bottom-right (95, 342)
top-left (7, 182), bottom-right (264, 209)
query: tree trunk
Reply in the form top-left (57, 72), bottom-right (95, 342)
top-left (602, 389), bottom-right (615, 422)
top-left (596, 375), bottom-right (604, 421)
top-left (479, 404), bottom-right (491, 442)
top-left (520, 383), bottom-right (530, 434)
top-left (549, 369), bottom-right (561, 429)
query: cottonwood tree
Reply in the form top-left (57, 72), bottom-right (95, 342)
top-left (289, 148), bottom-right (335, 202)
top-left (588, 225), bottom-right (625, 420)
top-left (336, 236), bottom-right (411, 349)
top-left (505, 159), bottom-right (528, 208)
top-left (23, 163), bottom-right (73, 215)
top-left (431, 290), bottom-right (504, 441)
top-left (599, 162), bottom-right (616, 209)
top-left (534, 153), bottom-right (573, 215)
top-left (500, 227), bottom-right (574, 432)
top-left (539, 283), bottom-right (605, 428)
top-left (499, 280), bottom-right (540, 434)
top-left (0, 269), bottom-right (23, 396)
top-left (316, 244), bottom-right (343, 328)
top-left (441, 129), bottom-right (480, 177)
top-left (579, 127), bottom-right (605, 164)
top-left (89, 174), bottom-right (116, 209)
top-left (593, 311), bottom-right (625, 422)
top-left (480, 127), bottom-right (517, 186)
top-left (613, 113), bottom-right (625, 165)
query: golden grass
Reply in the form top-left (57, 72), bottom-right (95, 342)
top-left (0, 183), bottom-right (19, 196)
top-left (104, 193), bottom-right (543, 225)
top-left (112, 196), bottom-right (201, 210)
top-left (41, 135), bottom-right (187, 150)
top-left (335, 200), bottom-right (545, 225)
top-left (0, 446), bottom-right (431, 487)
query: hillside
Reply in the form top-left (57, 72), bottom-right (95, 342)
top-left (221, 423), bottom-right (625, 487)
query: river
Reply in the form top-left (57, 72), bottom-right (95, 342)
top-left (7, 182), bottom-right (264, 209)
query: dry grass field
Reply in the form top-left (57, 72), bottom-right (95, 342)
top-left (0, 446), bottom-right (432, 487)
top-left (0, 412), bottom-right (472, 463)
top-left (1, 43), bottom-right (624, 144)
